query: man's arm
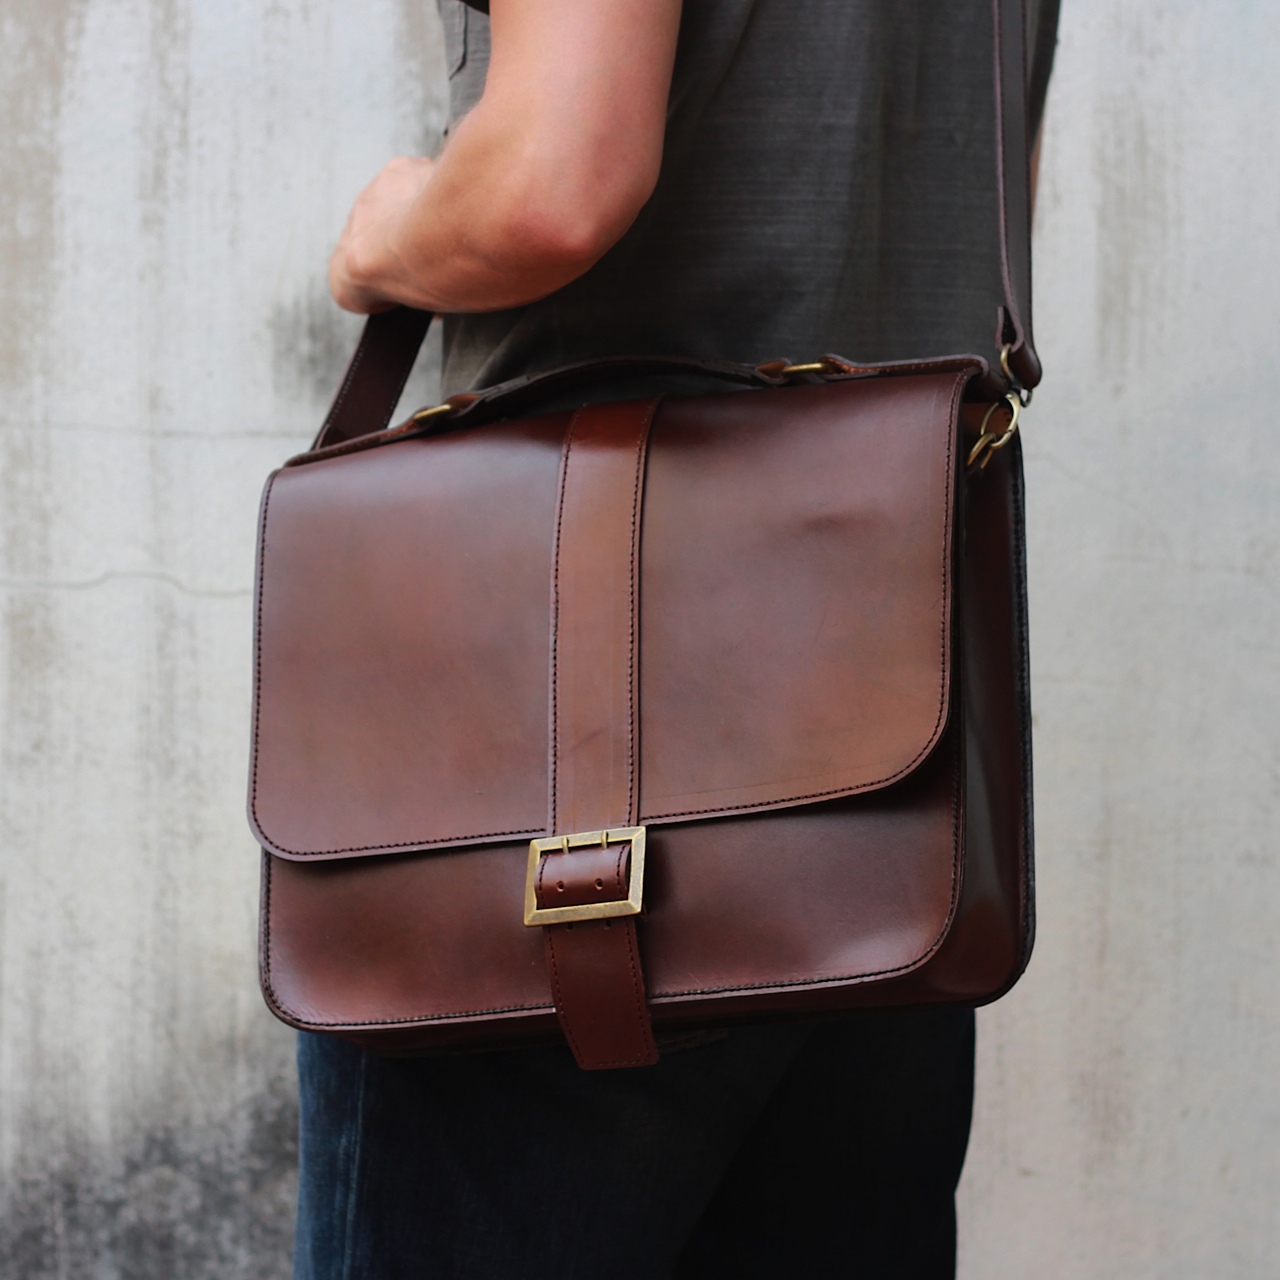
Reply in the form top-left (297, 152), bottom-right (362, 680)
top-left (329, 0), bottom-right (683, 315)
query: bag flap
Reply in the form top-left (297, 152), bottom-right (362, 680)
top-left (250, 371), bottom-right (971, 860)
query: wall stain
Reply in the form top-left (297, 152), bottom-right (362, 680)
top-left (0, 4), bottom-right (81, 971)
top-left (0, 0), bottom-right (85, 401)
top-left (0, 1061), bottom-right (297, 1279)
top-left (269, 280), bottom-right (441, 423)
top-left (269, 0), bottom-right (448, 416)
top-left (136, 0), bottom-right (194, 430)
top-left (269, 279), bottom-right (363, 414)
top-left (0, 5), bottom-right (456, 1277)
top-left (1092, 9), bottom-right (1181, 381)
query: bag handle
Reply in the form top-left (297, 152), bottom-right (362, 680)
top-left (315, 0), bottom-right (1039, 453)
top-left (314, 341), bottom-right (804, 451)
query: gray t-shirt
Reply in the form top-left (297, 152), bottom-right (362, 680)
top-left (438, 0), bottom-right (1057, 396)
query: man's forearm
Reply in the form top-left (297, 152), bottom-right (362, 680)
top-left (330, 0), bottom-right (682, 315)
top-left (330, 109), bottom-right (640, 314)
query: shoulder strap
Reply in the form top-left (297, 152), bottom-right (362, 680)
top-left (993, 0), bottom-right (1041, 389)
top-left (315, 0), bottom-right (1040, 450)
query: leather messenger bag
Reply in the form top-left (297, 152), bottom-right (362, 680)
top-left (250, 0), bottom-right (1042, 1070)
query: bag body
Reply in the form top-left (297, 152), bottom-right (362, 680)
top-left (251, 357), bottom-right (1034, 1066)
top-left (250, 0), bottom-right (1041, 1068)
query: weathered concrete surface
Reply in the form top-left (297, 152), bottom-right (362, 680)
top-left (0, 1), bottom-right (1276, 1277)
top-left (957, 3), bottom-right (1280, 1277)
top-left (0, 2), bottom-right (444, 1276)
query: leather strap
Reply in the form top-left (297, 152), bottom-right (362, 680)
top-left (311, 0), bottom-right (1039, 449)
top-left (313, 307), bottom-right (433, 450)
top-left (992, 0), bottom-right (1040, 388)
top-left (535, 398), bottom-right (660, 1070)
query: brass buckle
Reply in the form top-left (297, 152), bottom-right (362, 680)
top-left (523, 826), bottom-right (646, 927)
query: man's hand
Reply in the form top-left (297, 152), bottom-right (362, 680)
top-left (329, 0), bottom-right (683, 315)
top-left (329, 157), bottom-right (435, 314)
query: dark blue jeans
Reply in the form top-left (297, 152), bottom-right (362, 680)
top-left (295, 1007), bottom-right (974, 1279)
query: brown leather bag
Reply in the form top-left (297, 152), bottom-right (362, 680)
top-left (250, 0), bottom-right (1041, 1070)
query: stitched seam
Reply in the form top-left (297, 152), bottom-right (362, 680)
top-left (604, 399), bottom-right (660, 1066)
top-left (545, 934), bottom-right (587, 1065)
top-left (616, 919), bottom-right (656, 1066)
top-left (322, 339), bottom-right (367, 441)
top-left (261, 848), bottom-right (553, 1027)
top-left (826, 357), bottom-right (981, 378)
top-left (549, 408), bottom-right (581, 835)
top-left (259, 851), bottom-right (278, 1011)
top-left (263, 826), bottom-right (541, 858)
top-left (258, 771), bottom-right (936, 855)
top-left (1010, 449), bottom-right (1036, 962)
top-left (642, 772), bottom-right (929, 823)
top-left (653, 733), bottom-right (965, 1002)
top-left (657, 957), bottom-right (937, 999)
top-left (625, 399), bottom-right (659, 824)
top-left (286, 422), bottom-right (422, 469)
top-left (279, 1001), bottom-right (553, 1028)
top-left (544, 408), bottom-right (587, 1067)
top-left (267, 926), bottom-right (955, 1030)
top-left (373, 344), bottom-right (421, 435)
top-left (248, 473), bottom-right (278, 853)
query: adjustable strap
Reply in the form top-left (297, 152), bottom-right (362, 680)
top-left (530, 398), bottom-right (661, 1070)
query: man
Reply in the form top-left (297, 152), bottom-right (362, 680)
top-left (300, 2), bottom-right (1057, 1276)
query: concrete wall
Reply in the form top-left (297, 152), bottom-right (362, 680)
top-left (957, 3), bottom-right (1280, 1276)
top-left (0, 2), bottom-right (445, 1275)
top-left (0, 2), bottom-right (1275, 1277)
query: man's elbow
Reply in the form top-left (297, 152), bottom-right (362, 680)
top-left (503, 162), bottom-right (658, 275)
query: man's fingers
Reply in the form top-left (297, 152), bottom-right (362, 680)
top-left (329, 157), bottom-right (437, 311)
